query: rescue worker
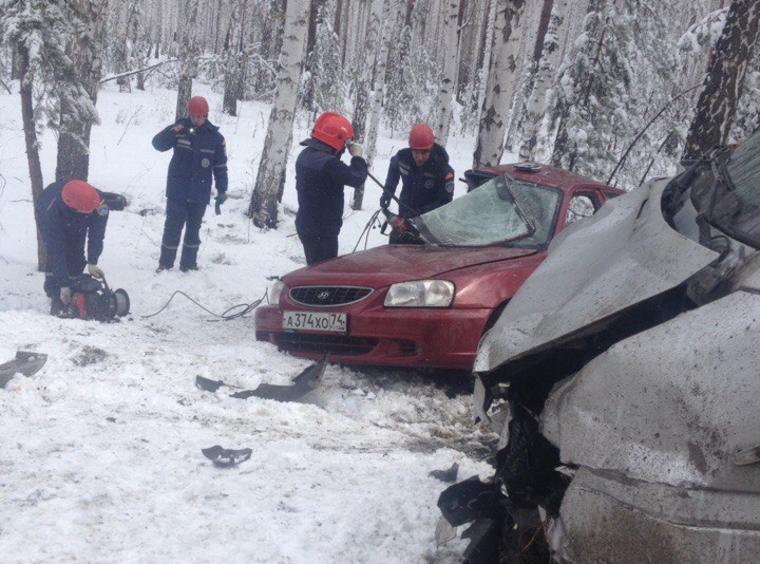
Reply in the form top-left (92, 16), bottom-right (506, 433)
top-left (153, 96), bottom-right (228, 272)
top-left (295, 112), bottom-right (368, 265)
top-left (381, 123), bottom-right (455, 243)
top-left (37, 179), bottom-right (109, 315)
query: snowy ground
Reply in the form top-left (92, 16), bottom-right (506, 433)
top-left (0, 83), bottom-right (496, 563)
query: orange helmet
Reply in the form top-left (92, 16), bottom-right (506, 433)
top-left (409, 123), bottom-right (434, 150)
top-left (188, 96), bottom-right (209, 116)
top-left (62, 180), bottom-right (101, 213)
top-left (312, 112), bottom-right (354, 151)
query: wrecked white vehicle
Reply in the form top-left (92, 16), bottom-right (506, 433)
top-left (438, 133), bottom-right (760, 563)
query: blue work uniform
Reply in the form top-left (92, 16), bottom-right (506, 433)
top-left (152, 118), bottom-right (228, 270)
top-left (382, 143), bottom-right (455, 219)
top-left (37, 180), bottom-right (108, 297)
top-left (295, 139), bottom-right (368, 265)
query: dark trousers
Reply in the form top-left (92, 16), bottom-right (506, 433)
top-left (43, 239), bottom-right (86, 298)
top-left (159, 199), bottom-right (207, 269)
top-left (298, 231), bottom-right (339, 265)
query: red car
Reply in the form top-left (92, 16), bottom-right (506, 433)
top-left (256, 163), bottom-right (623, 370)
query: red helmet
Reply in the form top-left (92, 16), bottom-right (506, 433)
top-left (188, 96), bottom-right (209, 116)
top-left (312, 112), bottom-right (354, 151)
top-left (409, 123), bottom-right (434, 150)
top-left (62, 180), bottom-right (101, 213)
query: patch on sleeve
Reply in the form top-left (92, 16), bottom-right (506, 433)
top-left (96, 202), bottom-right (110, 216)
top-left (445, 179), bottom-right (455, 194)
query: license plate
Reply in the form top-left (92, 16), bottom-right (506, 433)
top-left (282, 311), bottom-right (347, 333)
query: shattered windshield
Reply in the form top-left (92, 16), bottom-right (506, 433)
top-left (414, 175), bottom-right (561, 247)
top-left (692, 131), bottom-right (760, 249)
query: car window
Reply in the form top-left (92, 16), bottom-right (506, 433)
top-left (414, 175), bottom-right (562, 247)
top-left (566, 194), bottom-right (598, 225)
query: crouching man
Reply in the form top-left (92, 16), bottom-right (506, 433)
top-left (37, 179), bottom-right (109, 315)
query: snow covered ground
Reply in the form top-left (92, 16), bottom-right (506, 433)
top-left (0, 84), bottom-right (496, 563)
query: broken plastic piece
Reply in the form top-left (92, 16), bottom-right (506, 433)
top-left (0, 351), bottom-right (48, 388)
top-left (429, 462), bottom-right (459, 483)
top-left (195, 375), bottom-right (225, 392)
top-left (201, 445), bottom-right (252, 468)
top-left (231, 355), bottom-right (326, 401)
top-left (195, 355), bottom-right (328, 403)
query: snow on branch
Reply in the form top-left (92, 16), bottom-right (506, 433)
top-left (678, 8), bottom-right (728, 53)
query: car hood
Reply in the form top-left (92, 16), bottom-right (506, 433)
top-left (283, 244), bottom-right (538, 287)
top-left (474, 178), bottom-right (720, 372)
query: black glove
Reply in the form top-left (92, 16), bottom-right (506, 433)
top-left (380, 193), bottom-right (391, 209)
top-left (214, 193), bottom-right (228, 215)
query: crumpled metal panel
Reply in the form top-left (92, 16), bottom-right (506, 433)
top-left (554, 468), bottom-right (760, 564)
top-left (474, 179), bottom-right (719, 372)
top-left (542, 289), bottom-right (760, 492)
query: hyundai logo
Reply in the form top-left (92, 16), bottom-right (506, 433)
top-left (316, 290), bottom-right (331, 301)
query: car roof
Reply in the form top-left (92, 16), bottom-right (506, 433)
top-left (479, 162), bottom-right (624, 195)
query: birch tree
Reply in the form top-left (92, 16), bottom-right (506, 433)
top-left (248, 0), bottom-right (311, 228)
top-left (175, 0), bottom-right (200, 122)
top-left (55, 0), bottom-right (107, 182)
top-left (433, 0), bottom-right (461, 144)
top-left (350, 0), bottom-right (383, 210)
top-left (366, 0), bottom-right (399, 167)
top-left (223, 0), bottom-right (245, 116)
top-left (683, 0), bottom-right (760, 160)
top-left (473, 0), bottom-right (528, 168)
top-left (519, 0), bottom-right (567, 161)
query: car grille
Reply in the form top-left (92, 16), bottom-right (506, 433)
top-left (289, 286), bottom-right (373, 307)
top-left (275, 333), bottom-right (378, 356)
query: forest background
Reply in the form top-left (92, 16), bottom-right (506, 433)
top-left (1, 0), bottom-right (758, 247)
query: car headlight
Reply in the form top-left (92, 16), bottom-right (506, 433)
top-left (384, 280), bottom-right (455, 308)
top-left (269, 280), bottom-right (286, 305)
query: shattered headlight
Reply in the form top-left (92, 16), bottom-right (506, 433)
top-left (384, 280), bottom-right (454, 308)
top-left (269, 280), bottom-right (286, 306)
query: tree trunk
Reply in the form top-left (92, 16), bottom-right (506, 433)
top-left (175, 0), bottom-right (201, 122)
top-left (519, 0), bottom-right (566, 161)
top-left (56, 0), bottom-right (107, 182)
top-left (18, 45), bottom-right (47, 271)
top-left (433, 0), bottom-right (461, 145)
top-left (351, 0), bottom-right (383, 210)
top-left (11, 43), bottom-right (20, 80)
top-left (223, 0), bottom-right (244, 116)
top-left (473, 0), bottom-right (528, 168)
top-left (366, 0), bottom-right (398, 169)
top-left (504, 0), bottom-right (552, 153)
top-left (683, 0), bottom-right (760, 160)
top-left (248, 0), bottom-right (311, 228)
top-left (471, 0), bottom-right (496, 127)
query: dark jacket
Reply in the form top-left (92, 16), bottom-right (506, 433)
top-left (295, 139), bottom-right (368, 237)
top-left (152, 118), bottom-right (228, 205)
top-left (37, 180), bottom-right (108, 286)
top-left (383, 143), bottom-right (455, 218)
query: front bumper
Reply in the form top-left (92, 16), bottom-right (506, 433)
top-left (551, 467), bottom-right (760, 563)
top-left (255, 303), bottom-right (491, 370)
